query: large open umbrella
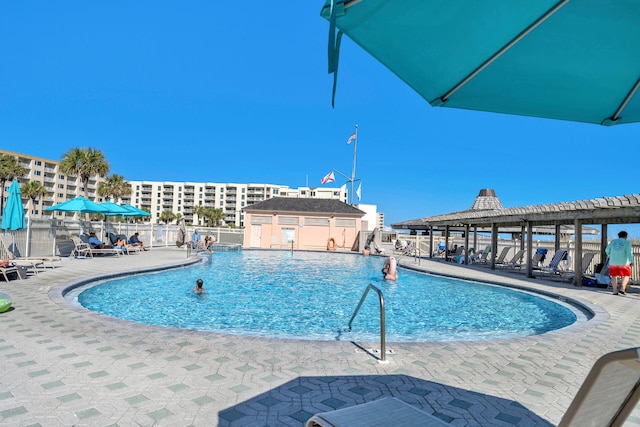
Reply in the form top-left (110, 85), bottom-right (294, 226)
top-left (100, 201), bottom-right (133, 216)
top-left (45, 196), bottom-right (108, 215)
top-left (1, 180), bottom-right (25, 231)
top-left (121, 204), bottom-right (151, 217)
top-left (321, 1), bottom-right (640, 125)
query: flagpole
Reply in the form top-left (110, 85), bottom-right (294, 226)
top-left (350, 124), bottom-right (358, 205)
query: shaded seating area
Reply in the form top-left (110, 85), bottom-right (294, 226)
top-left (391, 189), bottom-right (640, 286)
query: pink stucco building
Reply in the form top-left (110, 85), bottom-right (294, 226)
top-left (242, 198), bottom-right (365, 251)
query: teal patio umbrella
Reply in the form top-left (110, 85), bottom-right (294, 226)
top-left (121, 204), bottom-right (151, 217)
top-left (321, 1), bottom-right (640, 125)
top-left (44, 196), bottom-right (108, 215)
top-left (1, 180), bottom-right (25, 231)
top-left (100, 201), bottom-right (133, 216)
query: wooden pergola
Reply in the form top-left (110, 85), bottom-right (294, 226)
top-left (392, 191), bottom-right (640, 286)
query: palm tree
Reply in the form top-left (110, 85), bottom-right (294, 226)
top-left (175, 213), bottom-right (183, 224)
top-left (0, 154), bottom-right (26, 214)
top-left (193, 205), bottom-right (205, 226)
top-left (21, 181), bottom-right (47, 214)
top-left (59, 147), bottom-right (109, 198)
top-left (97, 174), bottom-right (132, 202)
top-left (210, 208), bottom-right (224, 227)
top-left (159, 210), bottom-right (176, 224)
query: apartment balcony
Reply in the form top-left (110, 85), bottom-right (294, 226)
top-left (44, 167), bottom-right (56, 173)
top-left (19, 162), bottom-right (31, 169)
top-left (43, 177), bottom-right (55, 183)
top-left (44, 186), bottom-right (54, 192)
top-left (66, 189), bottom-right (77, 195)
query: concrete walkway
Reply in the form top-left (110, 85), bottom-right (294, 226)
top-left (0, 248), bottom-right (639, 426)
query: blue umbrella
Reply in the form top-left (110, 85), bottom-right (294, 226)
top-left (44, 196), bottom-right (108, 215)
top-left (100, 201), bottom-right (134, 216)
top-left (1, 180), bottom-right (25, 231)
top-left (321, 1), bottom-right (640, 125)
top-left (121, 204), bottom-right (151, 217)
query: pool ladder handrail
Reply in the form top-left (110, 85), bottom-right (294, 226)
top-left (348, 283), bottom-right (387, 363)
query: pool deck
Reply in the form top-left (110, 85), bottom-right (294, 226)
top-left (1, 248), bottom-right (639, 426)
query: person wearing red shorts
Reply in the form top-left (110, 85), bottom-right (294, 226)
top-left (605, 231), bottom-right (634, 295)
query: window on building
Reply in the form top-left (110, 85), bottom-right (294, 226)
top-left (274, 189), bottom-right (279, 195)
top-left (59, 175), bottom-right (64, 179)
top-left (241, 202), bottom-right (245, 207)
top-left (242, 188), bottom-right (245, 193)
top-left (178, 206), bottom-right (181, 211)
top-left (58, 184), bottom-right (64, 188)
top-left (311, 191), bottom-right (316, 196)
top-left (178, 193), bottom-right (181, 198)
top-left (178, 200), bottom-right (181, 205)
top-left (334, 191), bottom-right (339, 196)
top-left (136, 192), bottom-right (139, 196)
top-left (58, 193), bottom-right (63, 197)
top-left (242, 195), bottom-right (245, 200)
top-left (157, 193), bottom-right (160, 197)
top-left (136, 185), bottom-right (140, 190)
top-left (199, 194), bottom-right (202, 199)
top-left (35, 170), bottom-right (41, 176)
top-left (178, 186), bottom-right (182, 191)
top-left (301, 190), bottom-right (306, 195)
top-left (34, 200), bottom-right (39, 205)
top-left (35, 160), bottom-right (42, 166)
top-left (136, 199), bottom-right (139, 203)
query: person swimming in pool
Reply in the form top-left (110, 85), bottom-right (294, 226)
top-left (194, 278), bottom-right (204, 294)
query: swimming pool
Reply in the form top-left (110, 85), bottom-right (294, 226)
top-left (68, 251), bottom-right (581, 342)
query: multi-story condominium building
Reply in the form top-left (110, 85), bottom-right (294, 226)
top-left (124, 181), bottom-right (348, 227)
top-left (1, 150), bottom-right (357, 227)
top-left (0, 149), bottom-right (105, 218)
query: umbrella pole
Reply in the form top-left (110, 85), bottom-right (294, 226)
top-left (26, 216), bottom-right (31, 257)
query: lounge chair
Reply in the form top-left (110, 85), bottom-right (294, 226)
top-left (306, 397), bottom-right (448, 427)
top-left (71, 236), bottom-right (122, 258)
top-left (534, 249), bottom-right (569, 275)
top-left (307, 347), bottom-right (640, 427)
top-left (446, 246), bottom-right (464, 262)
top-left (498, 248), bottom-right (526, 269)
top-left (0, 235), bottom-right (61, 270)
top-left (473, 245), bottom-right (491, 264)
top-left (492, 247), bottom-right (511, 265)
top-left (0, 263), bottom-right (21, 281)
top-left (559, 251), bottom-right (597, 283)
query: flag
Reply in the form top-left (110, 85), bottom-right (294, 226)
top-left (356, 182), bottom-right (362, 201)
top-left (347, 131), bottom-right (356, 144)
top-left (321, 171), bottom-right (335, 185)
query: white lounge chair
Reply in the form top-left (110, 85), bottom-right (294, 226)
top-left (306, 397), bottom-right (448, 427)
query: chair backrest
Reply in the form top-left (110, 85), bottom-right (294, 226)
top-left (547, 250), bottom-right (568, 268)
top-left (508, 249), bottom-right (525, 264)
top-left (581, 252), bottom-right (596, 274)
top-left (558, 347), bottom-right (640, 427)
top-left (494, 247), bottom-right (510, 263)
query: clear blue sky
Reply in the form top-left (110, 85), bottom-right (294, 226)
top-left (1, 2), bottom-right (638, 232)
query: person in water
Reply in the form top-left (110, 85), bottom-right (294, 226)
top-left (381, 256), bottom-right (398, 280)
top-left (194, 278), bottom-right (204, 294)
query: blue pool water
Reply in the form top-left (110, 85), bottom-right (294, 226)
top-left (70, 251), bottom-right (579, 342)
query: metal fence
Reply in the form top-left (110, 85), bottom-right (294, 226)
top-left (1, 217), bottom-right (244, 258)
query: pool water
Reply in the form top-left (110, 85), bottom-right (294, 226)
top-left (71, 251), bottom-right (579, 342)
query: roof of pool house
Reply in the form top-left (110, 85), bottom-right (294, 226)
top-left (244, 197), bottom-right (365, 216)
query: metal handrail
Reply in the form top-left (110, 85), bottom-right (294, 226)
top-left (348, 284), bottom-right (387, 363)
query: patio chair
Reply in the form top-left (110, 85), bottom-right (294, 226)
top-left (446, 245), bottom-right (464, 262)
top-left (492, 247), bottom-right (511, 265)
top-left (71, 236), bottom-right (122, 258)
top-left (0, 234), bottom-right (61, 269)
top-left (559, 251), bottom-right (597, 283)
top-left (306, 347), bottom-right (640, 427)
top-left (473, 245), bottom-right (491, 264)
top-left (498, 248), bottom-right (526, 269)
top-left (306, 397), bottom-right (448, 427)
top-left (534, 249), bottom-right (569, 275)
top-left (0, 263), bottom-right (21, 281)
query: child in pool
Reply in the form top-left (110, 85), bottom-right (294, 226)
top-left (194, 279), bottom-right (204, 294)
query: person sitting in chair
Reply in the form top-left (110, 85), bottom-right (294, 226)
top-left (129, 232), bottom-right (144, 247)
top-left (88, 232), bottom-right (111, 249)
